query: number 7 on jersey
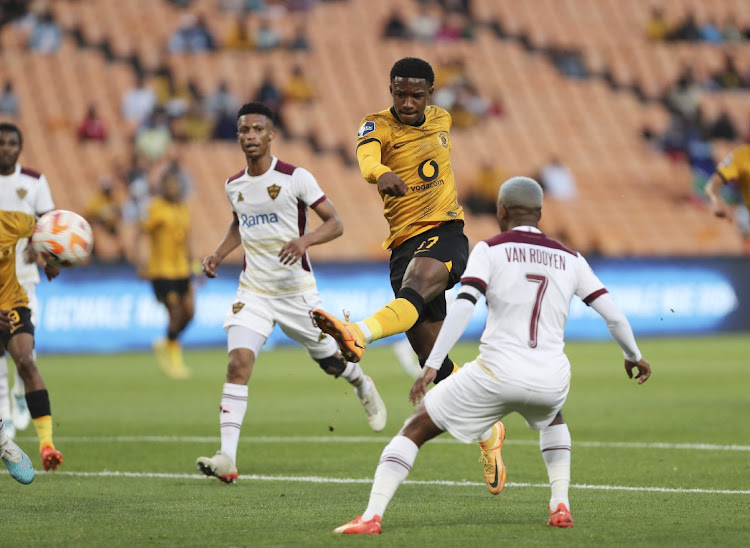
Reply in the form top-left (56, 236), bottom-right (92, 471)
top-left (525, 274), bottom-right (548, 349)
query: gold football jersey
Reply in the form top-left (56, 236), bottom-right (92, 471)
top-left (0, 211), bottom-right (35, 309)
top-left (356, 105), bottom-right (464, 249)
top-left (716, 144), bottom-right (750, 211)
top-left (141, 197), bottom-right (191, 280)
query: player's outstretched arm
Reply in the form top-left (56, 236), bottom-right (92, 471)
top-left (203, 214), bottom-right (241, 278)
top-left (278, 199), bottom-right (343, 265)
top-left (356, 139), bottom-right (407, 196)
top-left (705, 173), bottom-right (732, 220)
top-left (589, 293), bottom-right (651, 384)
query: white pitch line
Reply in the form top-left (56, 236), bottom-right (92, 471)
top-left (3, 470), bottom-right (748, 495)
top-left (14, 435), bottom-right (750, 452)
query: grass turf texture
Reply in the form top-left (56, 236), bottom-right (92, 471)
top-left (5, 335), bottom-right (749, 546)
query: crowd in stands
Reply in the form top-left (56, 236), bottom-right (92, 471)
top-left (646, 7), bottom-right (750, 44)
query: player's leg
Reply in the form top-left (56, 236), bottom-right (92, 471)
top-left (0, 416), bottom-right (34, 485)
top-left (334, 404), bottom-right (443, 535)
top-left (163, 282), bottom-right (195, 378)
top-left (6, 321), bottom-right (62, 471)
top-left (0, 346), bottom-right (14, 439)
top-left (277, 293), bottom-right (387, 431)
top-left (151, 280), bottom-right (172, 374)
top-left (196, 326), bottom-right (263, 484)
top-left (12, 282), bottom-right (37, 432)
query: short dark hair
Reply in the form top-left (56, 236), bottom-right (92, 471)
top-left (237, 102), bottom-right (275, 124)
top-left (390, 57), bottom-right (435, 86)
top-left (0, 122), bottom-right (22, 147)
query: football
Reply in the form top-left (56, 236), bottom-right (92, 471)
top-left (32, 209), bottom-right (94, 267)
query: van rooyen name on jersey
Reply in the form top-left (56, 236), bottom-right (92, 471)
top-left (240, 212), bottom-right (279, 227)
top-left (505, 246), bottom-right (567, 270)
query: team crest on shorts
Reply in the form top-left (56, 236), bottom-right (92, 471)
top-left (232, 302), bottom-right (245, 314)
top-left (267, 184), bottom-right (281, 200)
top-left (16, 188), bottom-right (27, 199)
top-left (437, 131), bottom-right (449, 149)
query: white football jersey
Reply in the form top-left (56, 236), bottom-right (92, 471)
top-left (463, 226), bottom-right (606, 392)
top-left (224, 156), bottom-right (326, 297)
top-left (0, 163), bottom-right (55, 284)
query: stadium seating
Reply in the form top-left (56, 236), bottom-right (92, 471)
top-left (0, 0), bottom-right (746, 261)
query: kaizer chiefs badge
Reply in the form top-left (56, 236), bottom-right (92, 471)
top-left (437, 131), bottom-right (449, 149)
top-left (232, 302), bottom-right (245, 314)
top-left (16, 188), bottom-right (27, 199)
top-left (267, 184), bottom-right (281, 200)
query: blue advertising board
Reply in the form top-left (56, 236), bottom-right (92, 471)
top-left (31, 258), bottom-right (750, 354)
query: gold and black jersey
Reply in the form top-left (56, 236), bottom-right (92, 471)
top-left (716, 144), bottom-right (750, 212)
top-left (0, 211), bottom-right (35, 309)
top-left (356, 105), bottom-right (464, 250)
top-left (141, 197), bottom-right (190, 280)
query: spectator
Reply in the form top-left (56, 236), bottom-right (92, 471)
top-left (168, 13), bottom-right (216, 53)
top-left (223, 14), bottom-right (253, 50)
top-left (464, 162), bottom-right (508, 215)
top-left (539, 157), bottom-right (578, 201)
top-left (135, 109), bottom-right (172, 160)
top-left (645, 6), bottom-right (670, 41)
top-left (27, 7), bottom-right (62, 54)
top-left (436, 12), bottom-right (472, 41)
top-left (122, 75), bottom-right (157, 126)
top-left (282, 65), bottom-right (316, 103)
top-left (551, 46), bottom-right (588, 79)
top-left (254, 69), bottom-right (287, 133)
top-left (382, 8), bottom-right (410, 39)
top-left (157, 155), bottom-right (193, 198)
top-left (709, 110), bottom-right (738, 141)
top-left (77, 105), bottom-right (108, 143)
top-left (172, 102), bottom-right (212, 142)
top-left (409, 4), bottom-right (439, 41)
top-left (0, 80), bottom-right (19, 117)
top-left (0, 0), bottom-right (29, 31)
top-left (711, 54), bottom-right (743, 90)
top-left (85, 175), bottom-right (126, 262)
top-left (721, 16), bottom-right (744, 43)
top-left (204, 80), bottom-right (239, 120)
top-left (673, 11), bottom-right (701, 42)
top-left (255, 20), bottom-right (282, 50)
top-left (699, 17), bottom-right (723, 44)
top-left (212, 111), bottom-right (239, 141)
top-left (664, 66), bottom-right (700, 118)
top-left (119, 152), bottom-right (151, 224)
top-left (287, 23), bottom-right (311, 51)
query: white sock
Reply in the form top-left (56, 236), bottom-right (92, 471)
top-left (12, 364), bottom-right (25, 397)
top-left (362, 435), bottom-right (419, 520)
top-left (540, 423), bottom-right (572, 510)
top-left (0, 356), bottom-right (10, 418)
top-left (355, 321), bottom-right (372, 344)
top-left (0, 419), bottom-right (7, 448)
top-left (219, 383), bottom-right (248, 464)
top-left (340, 362), bottom-right (364, 387)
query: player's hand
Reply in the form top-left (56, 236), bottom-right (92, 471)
top-left (625, 357), bottom-right (651, 384)
top-left (0, 309), bottom-right (10, 331)
top-left (22, 241), bottom-right (37, 264)
top-left (409, 366), bottom-right (437, 405)
top-left (202, 253), bottom-right (222, 278)
top-left (43, 263), bottom-right (60, 281)
top-left (377, 172), bottom-right (408, 197)
top-left (278, 236), bottom-right (309, 266)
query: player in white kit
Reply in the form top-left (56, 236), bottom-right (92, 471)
top-left (196, 102), bottom-right (387, 483)
top-left (0, 122), bottom-right (55, 439)
top-left (334, 177), bottom-right (651, 535)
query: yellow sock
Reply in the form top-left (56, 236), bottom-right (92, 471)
top-left (362, 298), bottom-right (420, 342)
top-left (451, 361), bottom-right (459, 375)
top-left (166, 340), bottom-right (183, 369)
top-left (33, 415), bottom-right (54, 450)
top-left (480, 422), bottom-right (499, 447)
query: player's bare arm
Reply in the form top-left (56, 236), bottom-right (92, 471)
top-left (377, 172), bottom-right (408, 197)
top-left (625, 357), bottom-right (651, 384)
top-left (278, 198), bottom-right (343, 266)
top-left (0, 308), bottom-right (11, 331)
top-left (203, 213), bottom-right (241, 278)
top-left (705, 173), bottom-right (732, 219)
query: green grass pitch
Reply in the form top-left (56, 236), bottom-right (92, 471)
top-left (4, 335), bottom-right (750, 546)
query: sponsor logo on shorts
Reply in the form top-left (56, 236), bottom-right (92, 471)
top-left (232, 302), bottom-right (245, 314)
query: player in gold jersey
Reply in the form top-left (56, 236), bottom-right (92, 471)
top-left (0, 210), bottom-right (62, 471)
top-left (313, 58), bottom-right (506, 495)
top-left (137, 172), bottom-right (197, 378)
top-left (706, 144), bottom-right (750, 249)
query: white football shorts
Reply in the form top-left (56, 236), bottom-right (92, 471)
top-left (424, 359), bottom-right (569, 443)
top-left (21, 281), bottom-right (38, 324)
top-left (223, 288), bottom-right (338, 359)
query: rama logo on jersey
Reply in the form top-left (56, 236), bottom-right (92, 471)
top-left (239, 212), bottom-right (279, 228)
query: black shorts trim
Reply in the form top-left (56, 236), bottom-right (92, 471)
top-left (152, 278), bottom-right (191, 303)
top-left (1, 306), bottom-right (34, 349)
top-left (389, 221), bottom-right (469, 324)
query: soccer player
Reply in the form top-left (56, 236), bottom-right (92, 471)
top-left (334, 177), bottom-right (652, 535)
top-left (195, 102), bottom-right (386, 483)
top-left (137, 171), bottom-right (196, 379)
top-left (0, 122), bottom-right (55, 440)
top-left (705, 144), bottom-right (750, 241)
top-left (0, 210), bottom-right (63, 471)
top-left (312, 57), bottom-right (506, 494)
